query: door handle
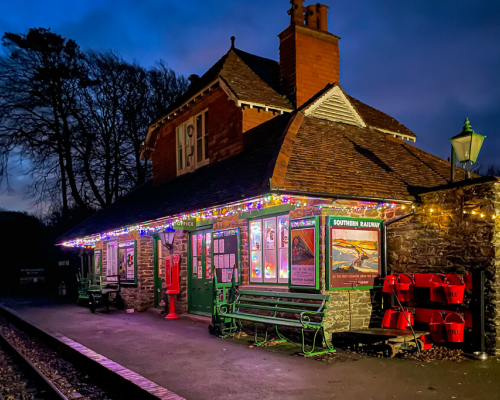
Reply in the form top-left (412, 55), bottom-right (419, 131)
top-left (204, 282), bottom-right (208, 285)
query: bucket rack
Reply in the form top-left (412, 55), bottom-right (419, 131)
top-left (381, 272), bottom-right (484, 348)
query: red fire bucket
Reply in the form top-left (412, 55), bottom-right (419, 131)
top-left (445, 313), bottom-right (465, 342)
top-left (444, 275), bottom-right (465, 304)
top-left (382, 274), bottom-right (397, 293)
top-left (396, 309), bottom-right (414, 330)
top-left (395, 274), bottom-right (414, 301)
top-left (428, 312), bottom-right (447, 343)
top-left (419, 334), bottom-right (433, 350)
top-left (429, 274), bottom-right (446, 302)
top-left (381, 309), bottom-right (399, 328)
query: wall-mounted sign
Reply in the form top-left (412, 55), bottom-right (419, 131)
top-left (328, 217), bottom-right (383, 290)
top-left (173, 219), bottom-right (197, 231)
top-left (289, 216), bottom-right (319, 290)
top-left (212, 228), bottom-right (240, 287)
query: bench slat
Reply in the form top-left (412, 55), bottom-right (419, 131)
top-left (239, 290), bottom-right (329, 301)
top-left (219, 313), bottom-right (322, 328)
top-left (236, 303), bottom-right (325, 316)
top-left (237, 297), bottom-right (324, 309)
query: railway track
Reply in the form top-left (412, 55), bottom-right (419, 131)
top-left (0, 331), bottom-right (67, 400)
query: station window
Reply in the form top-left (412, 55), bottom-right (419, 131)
top-left (249, 215), bottom-right (289, 284)
top-left (106, 241), bottom-right (137, 284)
top-left (176, 110), bottom-right (209, 175)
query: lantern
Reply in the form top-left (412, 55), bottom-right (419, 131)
top-left (450, 118), bottom-right (486, 164)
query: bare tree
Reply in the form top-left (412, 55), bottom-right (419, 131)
top-left (0, 28), bottom-right (188, 215)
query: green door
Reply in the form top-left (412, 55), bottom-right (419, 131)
top-left (188, 229), bottom-right (213, 315)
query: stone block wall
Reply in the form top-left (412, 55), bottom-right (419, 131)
top-left (387, 181), bottom-right (500, 354)
top-left (96, 232), bottom-right (155, 312)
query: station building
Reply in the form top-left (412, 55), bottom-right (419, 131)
top-left (59, 2), bottom-right (500, 354)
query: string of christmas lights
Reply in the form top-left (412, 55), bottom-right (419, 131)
top-left (60, 194), bottom-right (409, 248)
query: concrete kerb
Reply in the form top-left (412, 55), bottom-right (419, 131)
top-left (0, 303), bottom-right (185, 400)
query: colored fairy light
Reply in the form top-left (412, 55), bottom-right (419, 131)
top-left (61, 194), bottom-right (411, 248)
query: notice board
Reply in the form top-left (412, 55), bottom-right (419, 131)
top-left (212, 228), bottom-right (240, 287)
top-left (289, 216), bottom-right (319, 290)
top-left (327, 216), bottom-right (383, 290)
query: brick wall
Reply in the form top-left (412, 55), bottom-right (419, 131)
top-left (242, 107), bottom-right (278, 133)
top-left (152, 88), bottom-right (244, 185)
top-left (387, 181), bottom-right (500, 354)
top-left (279, 24), bottom-right (340, 108)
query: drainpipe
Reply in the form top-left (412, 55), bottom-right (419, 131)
top-left (382, 211), bottom-right (415, 276)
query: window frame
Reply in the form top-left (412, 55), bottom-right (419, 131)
top-left (176, 109), bottom-right (209, 175)
top-left (248, 212), bottom-right (290, 286)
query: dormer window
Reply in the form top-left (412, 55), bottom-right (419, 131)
top-left (176, 109), bottom-right (209, 175)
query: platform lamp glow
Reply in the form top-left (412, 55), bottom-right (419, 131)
top-left (450, 118), bottom-right (486, 181)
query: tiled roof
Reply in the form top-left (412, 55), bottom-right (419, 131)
top-left (348, 95), bottom-right (416, 139)
top-left (276, 116), bottom-right (462, 200)
top-left (59, 114), bottom-right (293, 242)
top-left (155, 47), bottom-right (291, 123)
top-left (221, 48), bottom-right (291, 110)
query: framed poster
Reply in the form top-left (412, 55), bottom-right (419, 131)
top-left (211, 228), bottom-right (241, 288)
top-left (327, 217), bottom-right (383, 290)
top-left (289, 216), bottom-right (319, 290)
top-left (94, 249), bottom-right (102, 277)
top-left (117, 240), bottom-right (137, 284)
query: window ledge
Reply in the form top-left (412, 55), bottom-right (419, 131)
top-left (239, 284), bottom-right (289, 293)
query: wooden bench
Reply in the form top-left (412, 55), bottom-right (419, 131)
top-left (212, 288), bottom-right (335, 356)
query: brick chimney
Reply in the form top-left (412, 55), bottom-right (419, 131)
top-left (279, 1), bottom-right (340, 108)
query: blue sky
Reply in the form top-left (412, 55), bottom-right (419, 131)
top-left (0, 0), bottom-right (499, 212)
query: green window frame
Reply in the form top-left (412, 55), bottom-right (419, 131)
top-left (211, 228), bottom-right (241, 288)
top-left (248, 213), bottom-right (290, 285)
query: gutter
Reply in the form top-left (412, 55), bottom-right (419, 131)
top-left (270, 188), bottom-right (414, 204)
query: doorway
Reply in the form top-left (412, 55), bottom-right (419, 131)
top-left (188, 228), bottom-right (213, 315)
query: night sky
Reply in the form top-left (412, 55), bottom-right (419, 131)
top-left (1, 0), bottom-right (499, 211)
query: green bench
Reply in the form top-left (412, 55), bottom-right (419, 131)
top-left (211, 286), bottom-right (335, 356)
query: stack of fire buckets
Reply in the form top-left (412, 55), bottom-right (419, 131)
top-left (381, 273), bottom-right (466, 344)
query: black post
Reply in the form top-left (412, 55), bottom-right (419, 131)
top-left (450, 145), bottom-right (456, 182)
top-left (471, 270), bottom-right (485, 354)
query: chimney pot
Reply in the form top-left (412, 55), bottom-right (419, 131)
top-left (305, 5), bottom-right (319, 29)
top-left (316, 4), bottom-right (329, 31)
top-left (288, 0), bottom-right (305, 25)
top-left (230, 36), bottom-right (235, 49)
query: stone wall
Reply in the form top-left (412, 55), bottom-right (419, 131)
top-left (96, 232), bottom-right (155, 312)
top-left (387, 181), bottom-right (500, 354)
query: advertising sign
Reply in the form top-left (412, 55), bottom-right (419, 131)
top-left (328, 217), bottom-right (382, 290)
top-left (289, 217), bottom-right (319, 289)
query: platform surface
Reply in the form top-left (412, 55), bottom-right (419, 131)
top-left (1, 295), bottom-right (499, 400)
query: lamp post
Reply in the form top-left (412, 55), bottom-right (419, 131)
top-left (449, 118), bottom-right (486, 182)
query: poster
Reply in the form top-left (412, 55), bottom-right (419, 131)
top-left (94, 250), bottom-right (101, 276)
top-left (219, 239), bottom-right (224, 253)
top-left (214, 240), bottom-right (219, 254)
top-left (219, 254), bottom-right (224, 268)
top-left (329, 218), bottom-right (381, 289)
top-left (230, 254), bottom-right (236, 268)
top-left (290, 226), bottom-right (316, 287)
top-left (224, 254), bottom-right (230, 270)
top-left (126, 247), bottom-right (135, 280)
